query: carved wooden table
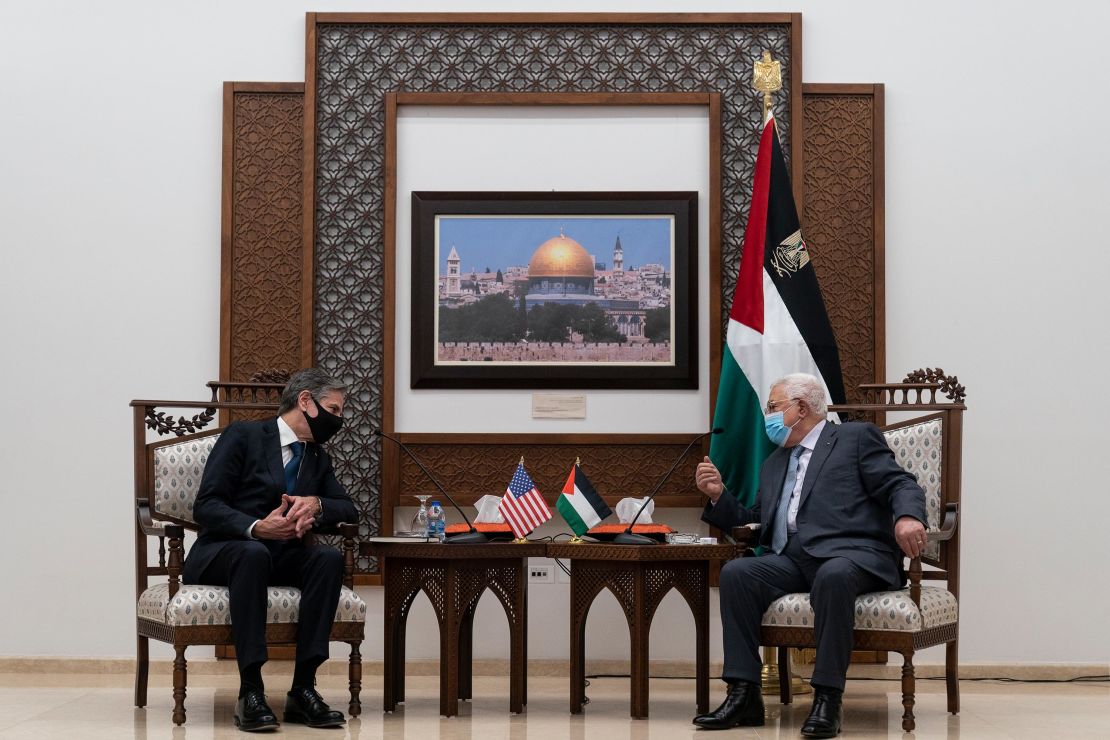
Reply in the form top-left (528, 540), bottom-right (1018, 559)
top-left (546, 542), bottom-right (742, 719)
top-left (362, 540), bottom-right (547, 717)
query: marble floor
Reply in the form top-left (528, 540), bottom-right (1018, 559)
top-left (0, 671), bottom-right (1107, 739)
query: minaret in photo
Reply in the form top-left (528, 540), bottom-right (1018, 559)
top-left (446, 246), bottom-right (461, 295)
top-left (612, 235), bottom-right (624, 274)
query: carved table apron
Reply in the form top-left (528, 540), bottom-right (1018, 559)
top-left (547, 543), bottom-right (742, 719)
top-left (363, 541), bottom-right (547, 717)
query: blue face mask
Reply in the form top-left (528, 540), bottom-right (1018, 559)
top-left (763, 401), bottom-right (799, 447)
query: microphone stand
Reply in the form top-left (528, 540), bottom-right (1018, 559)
top-left (613, 428), bottom-right (723, 545)
top-left (375, 430), bottom-right (488, 544)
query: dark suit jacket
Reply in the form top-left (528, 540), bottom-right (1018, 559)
top-left (183, 418), bottom-right (358, 582)
top-left (702, 421), bottom-right (926, 588)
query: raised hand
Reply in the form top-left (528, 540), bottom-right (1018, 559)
top-left (695, 456), bottom-right (726, 502)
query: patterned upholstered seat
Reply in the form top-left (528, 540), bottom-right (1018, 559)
top-left (763, 586), bottom-right (957, 632)
top-left (138, 583), bottom-right (367, 627)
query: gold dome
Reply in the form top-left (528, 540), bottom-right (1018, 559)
top-left (528, 232), bottom-right (595, 278)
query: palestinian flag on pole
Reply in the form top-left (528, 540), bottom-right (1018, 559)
top-left (556, 462), bottom-right (612, 537)
top-left (709, 110), bottom-right (846, 507)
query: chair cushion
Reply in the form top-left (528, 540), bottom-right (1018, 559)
top-left (137, 583), bottom-right (367, 627)
top-left (883, 419), bottom-right (943, 561)
top-left (152, 435), bottom-right (221, 524)
top-left (762, 586), bottom-right (958, 632)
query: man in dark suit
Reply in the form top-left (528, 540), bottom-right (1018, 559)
top-left (693, 373), bottom-right (927, 738)
top-left (183, 368), bottom-right (358, 732)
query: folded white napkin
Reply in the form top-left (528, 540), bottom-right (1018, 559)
top-left (473, 494), bottom-right (505, 524)
top-left (615, 496), bottom-right (654, 524)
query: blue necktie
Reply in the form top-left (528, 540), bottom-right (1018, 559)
top-left (284, 442), bottom-right (305, 494)
top-left (771, 446), bottom-right (805, 554)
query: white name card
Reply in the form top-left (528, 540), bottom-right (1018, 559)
top-left (532, 393), bottom-right (587, 419)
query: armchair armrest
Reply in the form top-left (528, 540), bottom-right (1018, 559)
top-left (137, 499), bottom-right (185, 599)
top-left (927, 503), bottom-right (958, 542)
top-left (137, 500), bottom-right (184, 539)
top-left (730, 523), bottom-right (760, 549)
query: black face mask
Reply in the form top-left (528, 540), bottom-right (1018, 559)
top-left (303, 397), bottom-right (343, 444)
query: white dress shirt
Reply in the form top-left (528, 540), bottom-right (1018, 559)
top-left (786, 419), bottom-right (827, 533)
top-left (247, 417), bottom-right (303, 538)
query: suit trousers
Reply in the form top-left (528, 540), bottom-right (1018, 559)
top-left (718, 536), bottom-right (890, 691)
top-left (186, 540), bottom-right (344, 671)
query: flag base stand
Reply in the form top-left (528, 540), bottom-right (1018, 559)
top-left (567, 536), bottom-right (585, 544)
top-left (512, 537), bottom-right (530, 544)
top-left (760, 647), bottom-right (811, 696)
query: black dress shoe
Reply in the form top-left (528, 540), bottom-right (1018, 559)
top-left (284, 686), bottom-right (346, 728)
top-left (801, 686), bottom-right (843, 738)
top-left (234, 690), bottom-right (279, 732)
top-left (692, 680), bottom-right (765, 729)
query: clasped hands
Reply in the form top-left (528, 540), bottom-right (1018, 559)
top-left (253, 495), bottom-right (320, 540)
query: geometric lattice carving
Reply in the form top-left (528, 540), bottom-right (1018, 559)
top-left (224, 85), bottom-right (305, 382)
top-left (802, 86), bottom-right (883, 401)
top-left (398, 440), bottom-right (708, 505)
top-left (310, 18), bottom-right (798, 573)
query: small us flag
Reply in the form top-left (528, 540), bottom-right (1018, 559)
top-left (498, 460), bottom-right (552, 539)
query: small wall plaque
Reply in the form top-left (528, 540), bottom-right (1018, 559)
top-left (532, 393), bottom-right (587, 419)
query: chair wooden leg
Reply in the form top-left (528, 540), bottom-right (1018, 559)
top-left (172, 646), bottom-right (187, 726)
top-left (135, 635), bottom-right (149, 708)
top-left (900, 651), bottom-right (916, 732)
top-left (778, 646), bottom-right (792, 705)
top-left (348, 641), bottom-right (362, 717)
top-left (946, 638), bottom-right (960, 714)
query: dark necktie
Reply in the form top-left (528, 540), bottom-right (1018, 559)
top-left (771, 446), bottom-right (806, 554)
top-left (284, 441), bottom-right (305, 494)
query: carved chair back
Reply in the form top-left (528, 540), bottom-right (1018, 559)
top-left (829, 369), bottom-right (965, 601)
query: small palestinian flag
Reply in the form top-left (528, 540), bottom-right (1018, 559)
top-left (556, 462), bottom-right (612, 537)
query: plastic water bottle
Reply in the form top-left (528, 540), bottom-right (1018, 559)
top-left (427, 500), bottom-right (445, 542)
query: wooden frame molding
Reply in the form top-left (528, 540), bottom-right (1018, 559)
top-left (380, 91), bottom-right (722, 530)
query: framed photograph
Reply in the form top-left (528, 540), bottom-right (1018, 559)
top-left (410, 191), bottom-right (698, 389)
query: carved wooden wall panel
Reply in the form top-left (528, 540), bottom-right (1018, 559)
top-left (801, 84), bottom-right (885, 402)
top-left (396, 436), bottom-right (709, 509)
top-left (220, 82), bottom-right (306, 384)
top-left (306, 15), bottom-right (801, 571)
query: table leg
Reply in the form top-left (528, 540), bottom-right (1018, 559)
top-left (569, 564), bottom-right (588, 714)
top-left (630, 566), bottom-right (650, 719)
top-left (440, 566), bottom-right (460, 717)
top-left (695, 562), bottom-right (710, 714)
top-left (509, 563), bottom-right (527, 714)
top-left (458, 602), bottom-right (475, 702)
top-left (383, 584), bottom-right (409, 712)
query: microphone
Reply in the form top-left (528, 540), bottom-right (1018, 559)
top-left (613, 427), bottom-right (724, 545)
top-left (374, 430), bottom-right (488, 544)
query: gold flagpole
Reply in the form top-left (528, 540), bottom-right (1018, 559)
top-left (752, 49), bottom-right (810, 697)
top-left (567, 457), bottom-right (584, 543)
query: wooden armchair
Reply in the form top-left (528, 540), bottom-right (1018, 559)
top-left (735, 369), bottom-right (965, 732)
top-left (131, 381), bottom-right (366, 725)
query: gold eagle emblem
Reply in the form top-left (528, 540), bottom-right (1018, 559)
top-left (771, 229), bottom-right (811, 278)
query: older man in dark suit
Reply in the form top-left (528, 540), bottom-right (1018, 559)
top-left (693, 373), bottom-right (927, 738)
top-left (183, 368), bottom-right (358, 732)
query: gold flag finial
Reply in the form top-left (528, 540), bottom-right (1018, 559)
top-left (753, 50), bottom-right (782, 123)
top-left (519, 456), bottom-right (525, 465)
top-left (575, 457), bottom-right (581, 466)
